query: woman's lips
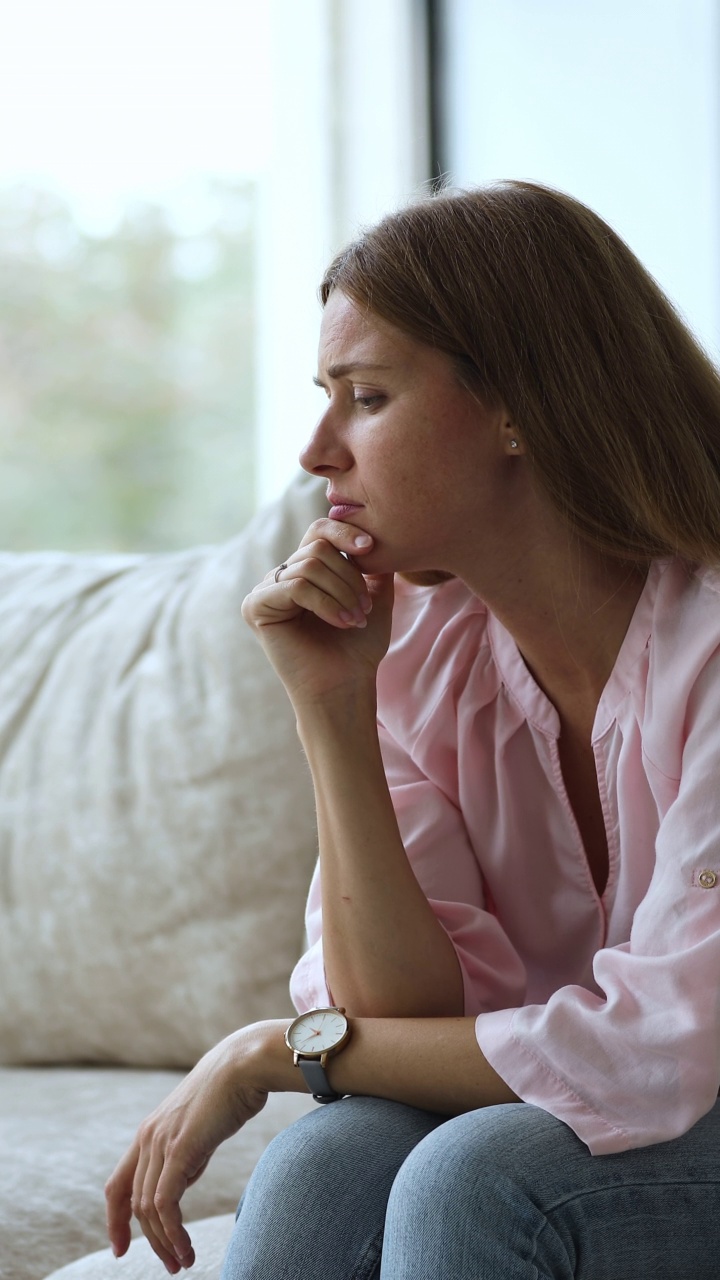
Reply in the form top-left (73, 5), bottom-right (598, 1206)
top-left (328, 503), bottom-right (363, 521)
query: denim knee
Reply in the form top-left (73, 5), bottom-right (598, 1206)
top-left (381, 1104), bottom-right (568, 1280)
top-left (382, 1100), bottom-right (720, 1280)
top-left (222, 1096), bottom-right (445, 1280)
top-left (384, 1103), bottom-right (551, 1231)
top-left (243, 1094), bottom-right (440, 1192)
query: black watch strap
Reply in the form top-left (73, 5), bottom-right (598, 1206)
top-left (298, 1057), bottom-right (343, 1103)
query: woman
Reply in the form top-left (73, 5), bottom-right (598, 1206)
top-left (105, 181), bottom-right (720, 1279)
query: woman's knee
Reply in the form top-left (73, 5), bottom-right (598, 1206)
top-left (379, 1106), bottom-right (566, 1280)
top-left (245, 1094), bottom-right (444, 1199)
top-left (383, 1102), bottom-right (720, 1280)
top-left (222, 1097), bottom-right (446, 1280)
top-left (386, 1102), bottom-right (579, 1224)
top-left (388, 1103), bottom-right (525, 1198)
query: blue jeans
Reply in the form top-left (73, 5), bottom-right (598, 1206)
top-left (220, 1095), bottom-right (720, 1279)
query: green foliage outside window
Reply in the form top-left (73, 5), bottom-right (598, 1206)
top-left (0, 178), bottom-right (256, 552)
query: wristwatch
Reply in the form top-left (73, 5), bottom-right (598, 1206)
top-left (285, 1006), bottom-right (352, 1103)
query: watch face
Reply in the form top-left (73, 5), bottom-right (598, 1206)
top-left (287, 1008), bottom-right (348, 1055)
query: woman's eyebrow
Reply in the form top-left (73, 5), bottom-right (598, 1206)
top-left (313, 361), bottom-right (392, 386)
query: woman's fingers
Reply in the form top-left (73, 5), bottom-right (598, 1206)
top-left (282, 522), bottom-right (374, 602)
top-left (297, 517), bottom-right (373, 556)
top-left (106, 1035), bottom-right (271, 1274)
top-left (135, 1218), bottom-right (184, 1275)
top-left (107, 1134), bottom-right (192, 1274)
top-left (246, 525), bottom-right (376, 631)
top-left (248, 575), bottom-right (368, 631)
top-left (274, 554), bottom-right (373, 625)
top-left (104, 1146), bottom-right (136, 1259)
top-left (273, 531), bottom-right (371, 588)
top-left (152, 1162), bottom-right (197, 1267)
top-left (135, 1145), bottom-right (192, 1271)
top-left (131, 1147), bottom-right (181, 1273)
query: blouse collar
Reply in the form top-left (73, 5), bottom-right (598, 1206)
top-left (486, 560), bottom-right (666, 742)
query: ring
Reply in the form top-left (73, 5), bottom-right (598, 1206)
top-left (274, 563), bottom-right (288, 583)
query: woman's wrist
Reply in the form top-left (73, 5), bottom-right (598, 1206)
top-left (295, 675), bottom-right (377, 715)
top-left (232, 1018), bottom-right (307, 1096)
top-left (294, 682), bottom-right (378, 748)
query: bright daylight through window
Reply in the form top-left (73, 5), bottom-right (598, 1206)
top-left (0, 0), bottom-right (270, 551)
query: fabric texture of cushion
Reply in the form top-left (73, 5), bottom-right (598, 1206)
top-left (0, 472), bottom-right (326, 1067)
top-left (0, 1065), bottom-right (314, 1280)
top-left (42, 1215), bottom-right (236, 1280)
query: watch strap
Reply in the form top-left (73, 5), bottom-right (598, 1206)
top-left (298, 1057), bottom-right (343, 1104)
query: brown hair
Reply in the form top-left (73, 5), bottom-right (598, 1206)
top-left (320, 181), bottom-right (720, 571)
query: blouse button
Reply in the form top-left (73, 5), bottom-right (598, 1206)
top-left (698, 869), bottom-right (718, 889)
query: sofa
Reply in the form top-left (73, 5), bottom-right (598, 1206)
top-left (0, 472), bottom-right (329, 1280)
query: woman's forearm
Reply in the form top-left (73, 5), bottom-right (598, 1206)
top-left (106, 1014), bottom-right (520, 1271)
top-left (250, 1015), bottom-right (520, 1114)
top-left (296, 687), bottom-right (465, 1018)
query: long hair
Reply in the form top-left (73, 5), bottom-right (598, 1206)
top-left (320, 181), bottom-right (720, 569)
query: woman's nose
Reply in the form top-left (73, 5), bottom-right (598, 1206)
top-left (299, 410), bottom-right (351, 477)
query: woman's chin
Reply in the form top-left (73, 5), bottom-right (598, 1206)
top-left (354, 543), bottom-right (455, 585)
top-left (359, 557), bottom-right (455, 586)
top-left (397, 569), bottom-right (456, 585)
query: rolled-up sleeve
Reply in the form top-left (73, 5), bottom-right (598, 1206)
top-left (289, 717), bottom-right (527, 1017)
top-left (476, 649), bottom-right (720, 1155)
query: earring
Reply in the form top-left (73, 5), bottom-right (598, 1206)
top-left (510, 439), bottom-right (519, 450)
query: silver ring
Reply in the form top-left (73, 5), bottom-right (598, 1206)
top-left (274, 562), bottom-right (288, 583)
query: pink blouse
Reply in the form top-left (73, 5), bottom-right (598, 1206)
top-left (289, 558), bottom-right (720, 1155)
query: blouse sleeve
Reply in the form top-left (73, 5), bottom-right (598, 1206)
top-left (289, 715), bottom-right (527, 1017)
top-left (476, 648), bottom-right (720, 1155)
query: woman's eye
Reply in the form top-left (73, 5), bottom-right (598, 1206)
top-left (354, 393), bottom-right (384, 410)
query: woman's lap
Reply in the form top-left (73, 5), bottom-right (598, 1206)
top-left (220, 1097), bottom-right (444, 1280)
top-left (220, 1095), bottom-right (720, 1280)
top-left (382, 1097), bottom-right (720, 1279)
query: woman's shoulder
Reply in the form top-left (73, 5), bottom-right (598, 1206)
top-left (652, 559), bottom-right (720, 662)
top-left (634, 560), bottom-right (720, 788)
top-left (642, 561), bottom-right (720, 766)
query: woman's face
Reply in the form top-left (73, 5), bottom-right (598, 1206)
top-left (300, 289), bottom-right (521, 578)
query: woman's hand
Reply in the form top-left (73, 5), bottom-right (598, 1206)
top-left (242, 518), bottom-right (395, 706)
top-left (105, 1025), bottom-right (278, 1274)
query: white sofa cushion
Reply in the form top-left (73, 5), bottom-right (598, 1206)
top-left (42, 1215), bottom-right (236, 1280)
top-left (0, 1065), bottom-right (315, 1280)
top-left (41, 1213), bottom-right (235, 1280)
top-left (0, 472), bottom-right (325, 1067)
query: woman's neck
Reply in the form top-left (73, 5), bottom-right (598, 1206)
top-left (459, 505), bottom-right (649, 723)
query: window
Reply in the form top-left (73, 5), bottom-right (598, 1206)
top-left (0, 0), bottom-right (431, 550)
top-left (434, 0), bottom-right (720, 362)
